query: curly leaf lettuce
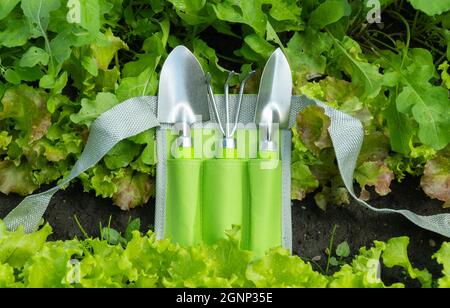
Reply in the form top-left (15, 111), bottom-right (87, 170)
top-left (420, 152), bottom-right (450, 208)
top-left (433, 242), bottom-right (450, 288)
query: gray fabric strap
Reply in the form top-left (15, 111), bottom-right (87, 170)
top-left (291, 95), bottom-right (450, 238)
top-left (154, 126), bottom-right (170, 240)
top-left (4, 97), bottom-right (159, 232)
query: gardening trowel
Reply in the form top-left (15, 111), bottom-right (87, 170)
top-left (158, 46), bottom-right (209, 151)
top-left (255, 48), bottom-right (292, 153)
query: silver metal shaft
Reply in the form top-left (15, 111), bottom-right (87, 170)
top-left (206, 70), bottom-right (255, 149)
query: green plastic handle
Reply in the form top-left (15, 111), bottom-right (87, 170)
top-left (165, 159), bottom-right (202, 246)
top-left (166, 130), bottom-right (194, 159)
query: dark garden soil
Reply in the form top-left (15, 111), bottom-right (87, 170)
top-left (0, 176), bottom-right (447, 286)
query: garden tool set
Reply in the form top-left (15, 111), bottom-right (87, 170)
top-left (159, 46), bottom-right (292, 257)
top-left (6, 46), bottom-right (450, 260)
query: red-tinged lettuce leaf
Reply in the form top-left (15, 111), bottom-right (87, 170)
top-left (297, 105), bottom-right (332, 155)
top-left (316, 77), bottom-right (375, 125)
top-left (357, 132), bottom-right (390, 165)
top-left (420, 154), bottom-right (450, 208)
top-left (354, 161), bottom-right (394, 201)
top-left (112, 170), bottom-right (155, 210)
top-left (0, 85), bottom-right (51, 144)
top-left (320, 77), bottom-right (359, 103)
top-left (0, 160), bottom-right (38, 195)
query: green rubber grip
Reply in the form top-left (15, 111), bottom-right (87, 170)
top-left (165, 159), bottom-right (202, 246)
top-left (202, 159), bottom-right (248, 245)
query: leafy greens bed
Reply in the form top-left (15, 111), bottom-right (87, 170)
top-left (0, 220), bottom-right (449, 288)
top-left (0, 0), bottom-right (449, 211)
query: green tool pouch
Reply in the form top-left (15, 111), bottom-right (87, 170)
top-left (201, 159), bottom-right (249, 246)
top-left (155, 95), bottom-right (294, 258)
top-left (165, 158), bottom-right (202, 246)
top-left (163, 155), bottom-right (283, 258)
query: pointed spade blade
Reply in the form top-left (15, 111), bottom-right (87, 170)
top-left (255, 48), bottom-right (292, 129)
top-left (158, 46), bottom-right (209, 124)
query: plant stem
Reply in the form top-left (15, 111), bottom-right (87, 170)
top-left (325, 224), bottom-right (337, 275)
top-left (411, 10), bottom-right (419, 38)
top-left (387, 10), bottom-right (410, 69)
top-left (74, 215), bottom-right (90, 239)
top-left (369, 35), bottom-right (399, 53)
top-left (412, 38), bottom-right (445, 56)
top-left (217, 53), bottom-right (245, 64)
top-left (367, 29), bottom-right (398, 48)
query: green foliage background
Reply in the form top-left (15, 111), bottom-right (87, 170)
top-left (0, 0), bottom-right (449, 210)
top-left (1, 220), bottom-right (450, 288)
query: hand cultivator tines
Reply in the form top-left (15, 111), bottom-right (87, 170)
top-left (206, 70), bottom-right (255, 149)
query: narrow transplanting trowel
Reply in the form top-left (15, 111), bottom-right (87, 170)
top-left (158, 46), bottom-right (209, 154)
top-left (255, 48), bottom-right (292, 154)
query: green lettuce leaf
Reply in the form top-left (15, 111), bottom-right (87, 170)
top-left (0, 131), bottom-right (12, 151)
top-left (308, 0), bottom-right (351, 30)
top-left (247, 247), bottom-right (329, 288)
top-left (330, 241), bottom-right (402, 288)
top-left (291, 161), bottom-right (319, 201)
top-left (0, 0), bottom-right (20, 20)
top-left (332, 36), bottom-right (383, 99)
top-left (407, 0), bottom-right (450, 16)
top-left (91, 28), bottom-right (128, 71)
top-left (0, 223), bottom-right (52, 268)
top-left (70, 92), bottom-right (118, 126)
top-left (22, 240), bottom-right (83, 288)
top-left (0, 263), bottom-right (15, 288)
top-left (439, 61), bottom-right (450, 89)
top-left (433, 242), bottom-right (450, 288)
top-left (382, 237), bottom-right (433, 288)
top-left (211, 0), bottom-right (267, 35)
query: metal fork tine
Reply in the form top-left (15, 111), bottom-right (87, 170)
top-left (206, 73), bottom-right (225, 136)
top-left (207, 70), bottom-right (253, 149)
top-left (231, 70), bottom-right (255, 136)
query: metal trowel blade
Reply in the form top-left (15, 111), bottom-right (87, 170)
top-left (158, 46), bottom-right (210, 125)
